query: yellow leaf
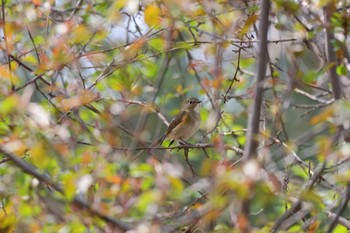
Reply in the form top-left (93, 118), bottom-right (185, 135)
top-left (144, 4), bottom-right (161, 27)
top-left (193, 8), bottom-right (206, 16)
top-left (62, 172), bottom-right (76, 200)
top-left (239, 14), bottom-right (259, 37)
top-left (22, 54), bottom-right (38, 65)
top-left (0, 202), bottom-right (16, 233)
top-left (107, 0), bottom-right (127, 21)
top-left (175, 85), bottom-right (182, 92)
top-left (70, 25), bottom-right (90, 44)
top-left (29, 141), bottom-right (50, 168)
top-left (169, 176), bottom-right (184, 194)
top-left (0, 66), bottom-right (19, 85)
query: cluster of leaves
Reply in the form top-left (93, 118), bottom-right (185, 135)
top-left (0, 0), bottom-right (350, 232)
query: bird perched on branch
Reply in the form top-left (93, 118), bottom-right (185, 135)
top-left (151, 97), bottom-right (201, 148)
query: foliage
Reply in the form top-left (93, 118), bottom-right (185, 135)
top-left (0, 0), bottom-right (350, 232)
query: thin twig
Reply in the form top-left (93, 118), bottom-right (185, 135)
top-left (223, 44), bottom-right (242, 103)
top-left (183, 148), bottom-right (198, 178)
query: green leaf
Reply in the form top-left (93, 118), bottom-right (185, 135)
top-left (303, 70), bottom-right (319, 83)
top-left (148, 38), bottom-right (165, 51)
top-left (0, 95), bottom-right (19, 116)
top-left (302, 191), bottom-right (325, 211)
top-left (62, 172), bottom-right (76, 200)
top-left (136, 190), bottom-right (161, 215)
top-left (336, 64), bottom-right (348, 76)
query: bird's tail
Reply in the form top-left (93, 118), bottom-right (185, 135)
top-left (133, 134), bottom-right (167, 160)
top-left (149, 134), bottom-right (166, 149)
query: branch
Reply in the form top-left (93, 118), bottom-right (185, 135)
top-left (183, 147), bottom-right (198, 178)
top-left (328, 211), bottom-right (350, 229)
top-left (76, 140), bottom-right (244, 154)
top-left (324, 4), bottom-right (342, 100)
top-left (294, 88), bottom-right (333, 105)
top-left (0, 147), bottom-right (132, 232)
top-left (226, 129), bottom-right (342, 192)
top-left (327, 183), bottom-right (350, 232)
top-left (223, 44), bottom-right (241, 103)
top-left (99, 97), bottom-right (170, 126)
top-left (243, 0), bottom-right (270, 159)
top-left (1, 0), bottom-right (13, 90)
top-left (271, 163), bottom-right (326, 232)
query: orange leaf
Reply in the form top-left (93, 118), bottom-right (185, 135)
top-left (309, 108), bottom-right (333, 125)
top-left (106, 176), bottom-right (122, 184)
top-left (60, 90), bottom-right (98, 111)
top-left (0, 66), bottom-right (19, 84)
top-left (82, 152), bottom-right (92, 165)
top-left (124, 37), bottom-right (147, 59)
top-left (32, 0), bottom-right (42, 6)
top-left (307, 219), bottom-right (320, 233)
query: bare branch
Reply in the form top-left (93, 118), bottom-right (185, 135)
top-left (243, 0), bottom-right (270, 159)
top-left (324, 4), bottom-right (342, 100)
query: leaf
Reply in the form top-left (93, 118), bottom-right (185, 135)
top-left (0, 66), bottom-right (19, 85)
top-left (173, 41), bottom-right (194, 50)
top-left (168, 176), bottom-right (184, 197)
top-left (148, 38), bottom-right (165, 51)
top-left (62, 172), bottom-right (76, 200)
top-left (0, 120), bottom-right (10, 135)
top-left (2, 138), bottom-right (27, 155)
top-left (106, 175), bottom-right (122, 184)
top-left (0, 203), bottom-right (16, 233)
top-left (136, 190), bottom-right (161, 214)
top-left (309, 107), bottom-right (333, 125)
top-left (332, 225), bottom-right (348, 233)
top-left (19, 202), bottom-right (36, 217)
top-left (22, 54), bottom-right (39, 65)
top-left (144, 4), bottom-right (161, 27)
top-left (107, 0), bottom-right (127, 21)
top-left (29, 141), bottom-right (50, 168)
top-left (307, 219), bottom-right (320, 233)
top-left (302, 191), bottom-right (325, 212)
top-left (239, 14), bottom-right (259, 37)
top-left (140, 60), bottom-right (158, 79)
top-left (70, 25), bottom-right (91, 44)
top-left (124, 37), bottom-right (147, 59)
top-left (60, 90), bottom-right (98, 111)
top-left (0, 95), bottom-right (20, 116)
top-left (336, 64), bottom-right (348, 76)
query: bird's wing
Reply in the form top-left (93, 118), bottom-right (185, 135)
top-left (166, 110), bottom-right (187, 135)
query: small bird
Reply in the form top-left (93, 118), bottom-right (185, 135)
top-left (152, 97), bottom-right (201, 147)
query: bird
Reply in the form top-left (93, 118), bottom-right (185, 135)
top-left (151, 97), bottom-right (201, 148)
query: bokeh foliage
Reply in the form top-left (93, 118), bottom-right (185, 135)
top-left (0, 0), bottom-right (350, 232)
